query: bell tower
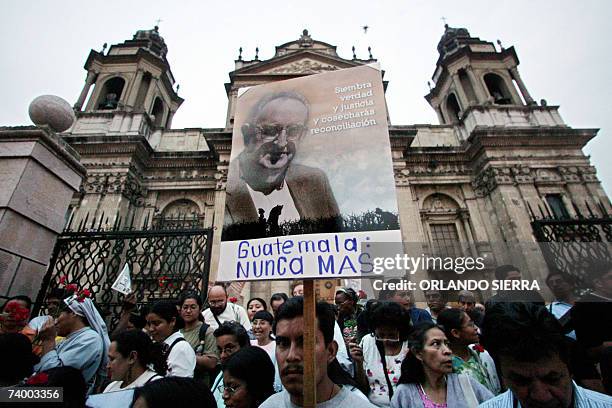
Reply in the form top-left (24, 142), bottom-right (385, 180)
top-left (425, 25), bottom-right (537, 126)
top-left (73, 26), bottom-right (183, 131)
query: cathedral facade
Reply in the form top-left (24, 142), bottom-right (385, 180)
top-left (61, 26), bottom-right (610, 303)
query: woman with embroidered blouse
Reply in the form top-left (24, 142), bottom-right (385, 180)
top-left (437, 308), bottom-right (501, 395)
top-left (349, 301), bottom-right (412, 407)
top-left (391, 322), bottom-right (493, 408)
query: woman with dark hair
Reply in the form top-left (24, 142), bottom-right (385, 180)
top-left (349, 301), bottom-right (412, 407)
top-left (22, 366), bottom-right (87, 408)
top-left (146, 300), bottom-right (196, 378)
top-left (131, 377), bottom-right (216, 408)
top-left (335, 287), bottom-right (362, 345)
top-left (250, 310), bottom-right (275, 357)
top-left (178, 291), bottom-right (218, 386)
top-left (220, 346), bottom-right (275, 408)
top-left (103, 329), bottom-right (163, 392)
top-left (391, 322), bottom-right (493, 408)
top-left (437, 308), bottom-right (500, 395)
top-left (246, 297), bottom-right (267, 321)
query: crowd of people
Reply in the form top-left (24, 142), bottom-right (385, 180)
top-left (0, 263), bottom-right (611, 408)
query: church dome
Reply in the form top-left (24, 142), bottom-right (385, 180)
top-left (133, 26), bottom-right (168, 59)
top-left (437, 24), bottom-right (471, 56)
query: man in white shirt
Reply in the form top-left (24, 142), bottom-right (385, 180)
top-left (545, 269), bottom-right (576, 340)
top-left (260, 297), bottom-right (375, 407)
top-left (202, 284), bottom-right (251, 331)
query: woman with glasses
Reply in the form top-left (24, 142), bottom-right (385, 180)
top-left (391, 322), bottom-right (493, 408)
top-left (437, 308), bottom-right (500, 395)
top-left (219, 346), bottom-right (275, 408)
top-left (349, 301), bottom-right (412, 407)
top-left (146, 301), bottom-right (196, 378)
top-left (178, 292), bottom-right (218, 386)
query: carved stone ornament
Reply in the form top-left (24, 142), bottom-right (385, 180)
top-left (82, 171), bottom-right (145, 205)
top-left (267, 60), bottom-right (339, 74)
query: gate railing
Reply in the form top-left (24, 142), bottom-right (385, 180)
top-left (33, 211), bottom-right (213, 330)
top-left (529, 200), bottom-right (611, 289)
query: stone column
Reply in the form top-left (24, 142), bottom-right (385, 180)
top-left (126, 69), bottom-right (145, 108)
top-left (466, 67), bottom-right (488, 103)
top-left (451, 73), bottom-right (470, 113)
top-left (73, 71), bottom-right (97, 111)
top-left (0, 127), bottom-right (85, 299)
top-left (509, 67), bottom-right (535, 105)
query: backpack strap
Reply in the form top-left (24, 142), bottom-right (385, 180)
top-left (166, 337), bottom-right (187, 356)
top-left (198, 322), bottom-right (210, 341)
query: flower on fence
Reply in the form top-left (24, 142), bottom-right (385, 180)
top-left (76, 288), bottom-right (92, 302)
top-left (65, 283), bottom-right (78, 293)
top-left (58, 275), bottom-right (68, 285)
top-left (228, 296), bottom-right (238, 303)
top-left (472, 344), bottom-right (485, 353)
top-left (158, 276), bottom-right (168, 288)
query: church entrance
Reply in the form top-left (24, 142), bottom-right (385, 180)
top-left (32, 212), bottom-right (213, 330)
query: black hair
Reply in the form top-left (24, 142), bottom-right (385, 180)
top-left (247, 297), bottom-right (268, 311)
top-left (131, 377), bottom-right (216, 408)
top-left (20, 366), bottom-right (87, 408)
top-left (495, 264), bottom-right (520, 280)
top-left (112, 329), bottom-right (165, 375)
top-left (0, 333), bottom-right (38, 386)
top-left (336, 287), bottom-right (358, 303)
top-left (270, 292), bottom-right (288, 304)
top-left (213, 321), bottom-right (250, 348)
top-left (47, 288), bottom-right (67, 301)
top-left (368, 301), bottom-right (412, 341)
top-left (436, 308), bottom-right (465, 342)
top-left (179, 291), bottom-right (203, 308)
top-left (398, 322), bottom-right (441, 384)
top-left (223, 346), bottom-right (275, 407)
top-left (274, 297), bottom-right (335, 345)
top-left (252, 310), bottom-right (274, 324)
top-left (480, 302), bottom-right (569, 366)
top-left (377, 278), bottom-right (404, 301)
top-left (149, 300), bottom-right (184, 331)
top-left (128, 312), bottom-right (147, 330)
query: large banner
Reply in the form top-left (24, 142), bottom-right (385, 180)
top-left (218, 63), bottom-right (402, 282)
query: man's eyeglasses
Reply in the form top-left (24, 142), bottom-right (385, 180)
top-left (216, 383), bottom-right (241, 396)
top-left (208, 300), bottom-right (226, 306)
top-left (255, 124), bottom-right (305, 141)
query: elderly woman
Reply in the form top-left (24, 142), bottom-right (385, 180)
top-left (349, 301), bottom-right (412, 407)
top-left (391, 322), bottom-right (493, 408)
top-left (104, 329), bottom-right (163, 391)
top-left (437, 308), bottom-right (500, 395)
top-left (220, 346), bottom-right (276, 408)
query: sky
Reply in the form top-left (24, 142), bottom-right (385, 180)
top-left (1, 0), bottom-right (610, 195)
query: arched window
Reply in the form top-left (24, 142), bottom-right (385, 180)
top-left (96, 77), bottom-right (125, 110)
top-left (484, 73), bottom-right (512, 105)
top-left (446, 93), bottom-right (461, 123)
top-left (151, 97), bottom-right (165, 127)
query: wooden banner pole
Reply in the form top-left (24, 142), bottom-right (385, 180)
top-left (303, 279), bottom-right (316, 407)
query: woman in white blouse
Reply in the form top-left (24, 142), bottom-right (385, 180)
top-left (349, 302), bottom-right (412, 407)
top-left (146, 301), bottom-right (196, 378)
top-left (104, 329), bottom-right (163, 392)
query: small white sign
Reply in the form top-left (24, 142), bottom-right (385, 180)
top-left (111, 264), bottom-right (132, 295)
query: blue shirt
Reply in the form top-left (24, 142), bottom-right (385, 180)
top-left (478, 382), bottom-right (612, 408)
top-left (35, 327), bottom-right (104, 390)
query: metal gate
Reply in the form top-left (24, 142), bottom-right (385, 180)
top-left (530, 201), bottom-right (611, 289)
top-left (33, 212), bottom-right (213, 330)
